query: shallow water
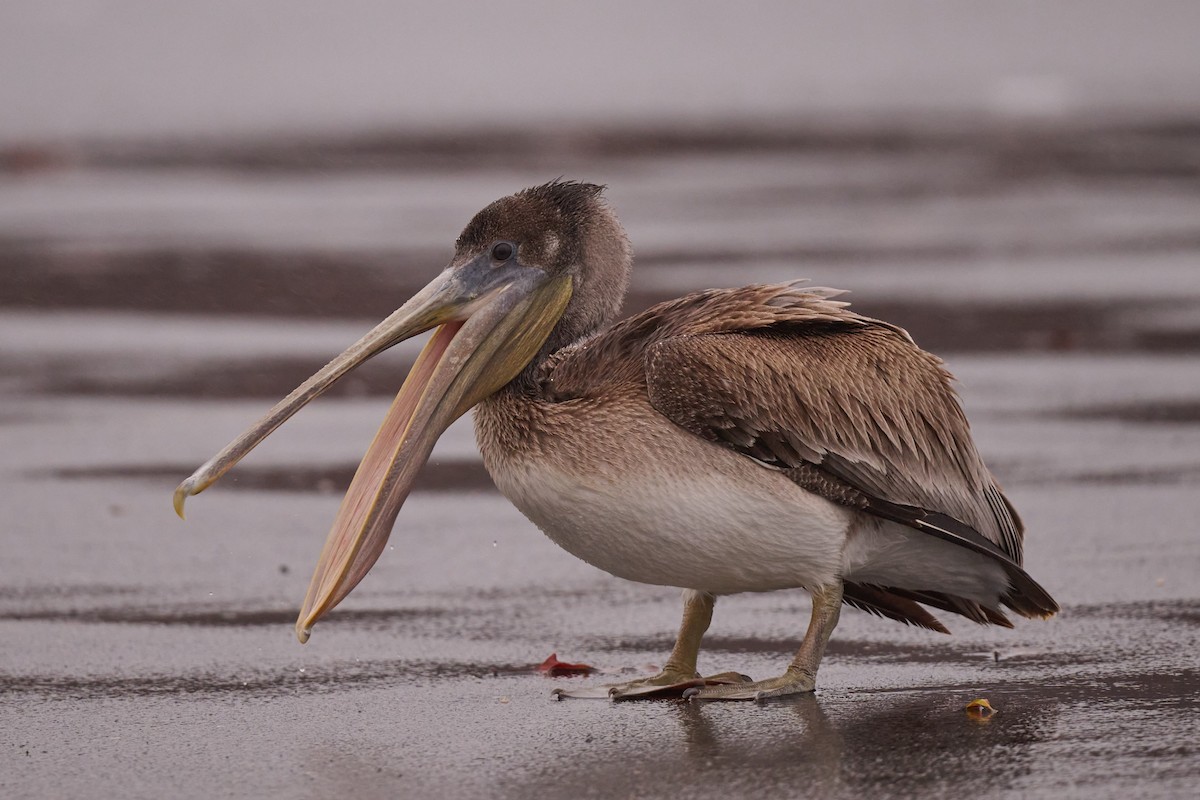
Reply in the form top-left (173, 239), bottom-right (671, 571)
top-left (2, 122), bottom-right (1199, 799)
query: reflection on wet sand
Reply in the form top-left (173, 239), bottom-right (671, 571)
top-left (673, 696), bottom-right (843, 786)
top-left (501, 691), bottom-right (1045, 799)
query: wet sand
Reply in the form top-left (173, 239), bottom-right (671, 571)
top-left (2, 123), bottom-right (1199, 799)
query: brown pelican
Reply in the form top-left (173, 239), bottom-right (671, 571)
top-left (175, 180), bottom-right (1058, 701)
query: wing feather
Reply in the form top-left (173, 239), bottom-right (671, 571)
top-left (644, 325), bottom-right (1030, 557)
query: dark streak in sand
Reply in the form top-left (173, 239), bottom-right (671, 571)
top-left (0, 605), bottom-right (445, 628)
top-left (7, 122), bottom-right (1200, 179)
top-left (1059, 400), bottom-right (1200, 424)
top-left (0, 658), bottom-right (533, 700)
top-left (46, 458), bottom-right (1200, 493)
top-left (49, 460), bottom-right (497, 493)
top-left (4, 247), bottom-right (1198, 360)
top-left (12, 354), bottom-right (419, 401)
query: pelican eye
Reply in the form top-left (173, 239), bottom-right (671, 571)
top-left (490, 242), bottom-right (515, 262)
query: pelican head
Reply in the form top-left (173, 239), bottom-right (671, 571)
top-left (173, 180), bottom-right (630, 641)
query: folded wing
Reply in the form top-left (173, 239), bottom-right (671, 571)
top-left (630, 283), bottom-right (1056, 626)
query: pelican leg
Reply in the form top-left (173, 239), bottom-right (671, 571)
top-left (684, 580), bottom-right (843, 702)
top-left (553, 589), bottom-right (749, 700)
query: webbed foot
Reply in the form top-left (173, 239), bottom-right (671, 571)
top-left (552, 669), bottom-right (750, 701)
top-left (682, 666), bottom-right (815, 702)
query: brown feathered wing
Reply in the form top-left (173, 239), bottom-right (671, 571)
top-left (625, 283), bottom-right (1057, 629)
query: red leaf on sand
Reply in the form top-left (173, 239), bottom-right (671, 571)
top-left (537, 653), bottom-right (594, 676)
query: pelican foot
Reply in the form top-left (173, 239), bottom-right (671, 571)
top-left (552, 670), bottom-right (751, 701)
top-left (682, 669), bottom-right (815, 702)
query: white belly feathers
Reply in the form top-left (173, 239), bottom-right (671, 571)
top-left (478, 400), bottom-right (854, 594)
